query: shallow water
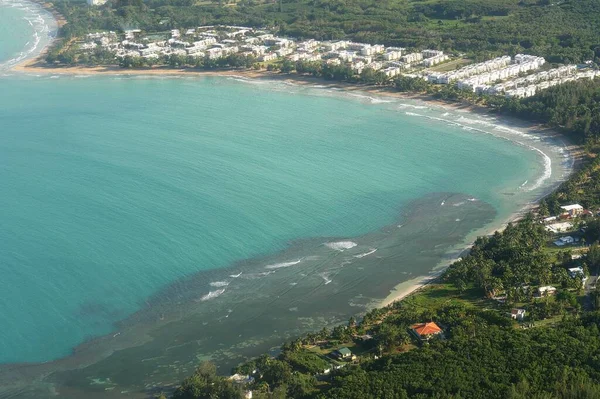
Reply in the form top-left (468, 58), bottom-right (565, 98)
top-left (0, 0), bottom-right (55, 71)
top-left (0, 3), bottom-right (573, 398)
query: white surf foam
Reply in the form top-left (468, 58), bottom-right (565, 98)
top-left (353, 248), bottom-right (377, 258)
top-left (347, 93), bottom-right (394, 104)
top-left (209, 281), bottom-right (230, 287)
top-left (200, 289), bottom-right (225, 301)
top-left (325, 241), bottom-right (357, 251)
top-left (319, 272), bottom-right (332, 285)
top-left (405, 109), bottom-right (555, 194)
top-left (524, 147), bottom-right (552, 192)
top-left (0, 0), bottom-right (56, 72)
top-left (265, 259), bottom-right (303, 269)
top-left (229, 272), bottom-right (242, 278)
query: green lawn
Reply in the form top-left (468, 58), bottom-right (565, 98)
top-left (426, 58), bottom-right (472, 72)
top-left (403, 283), bottom-right (493, 312)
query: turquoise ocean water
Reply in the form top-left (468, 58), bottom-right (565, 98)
top-left (0, 2), bottom-right (572, 397)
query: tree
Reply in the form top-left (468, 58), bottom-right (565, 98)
top-left (172, 361), bottom-right (242, 399)
top-left (280, 59), bottom-right (294, 73)
top-left (587, 242), bottom-right (600, 272)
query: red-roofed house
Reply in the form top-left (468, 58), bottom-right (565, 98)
top-left (410, 322), bottom-right (443, 341)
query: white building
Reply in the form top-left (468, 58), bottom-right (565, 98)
top-left (538, 286), bottom-right (557, 296)
top-left (422, 49), bottom-right (443, 58)
top-left (366, 61), bottom-right (383, 71)
top-left (360, 44), bottom-right (384, 56)
top-left (561, 204), bottom-right (584, 217)
top-left (568, 267), bottom-right (587, 286)
top-left (323, 41), bottom-right (349, 52)
top-left (510, 308), bottom-right (526, 321)
top-left (382, 67), bottom-right (401, 78)
top-left (554, 236), bottom-right (575, 246)
top-left (206, 48), bottom-right (223, 59)
top-left (401, 52), bottom-right (423, 64)
top-left (423, 54), bottom-right (449, 67)
top-left (384, 51), bottom-right (402, 61)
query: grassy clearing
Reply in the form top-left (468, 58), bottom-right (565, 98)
top-left (403, 283), bottom-right (492, 312)
top-left (426, 58), bottom-right (472, 72)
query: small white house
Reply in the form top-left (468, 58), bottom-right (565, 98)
top-left (510, 308), bottom-right (526, 321)
top-left (568, 266), bottom-right (588, 286)
top-left (554, 236), bottom-right (575, 246)
top-left (538, 286), bottom-right (557, 297)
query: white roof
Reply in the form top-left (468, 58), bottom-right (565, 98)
top-left (568, 267), bottom-right (584, 274)
top-left (561, 204), bottom-right (583, 211)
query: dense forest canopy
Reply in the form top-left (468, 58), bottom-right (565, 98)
top-left (54, 0), bottom-right (600, 63)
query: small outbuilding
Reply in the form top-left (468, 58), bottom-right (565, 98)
top-left (332, 347), bottom-right (352, 359)
top-left (554, 236), bottom-right (575, 246)
top-left (537, 286), bottom-right (557, 297)
top-left (510, 308), bottom-right (526, 321)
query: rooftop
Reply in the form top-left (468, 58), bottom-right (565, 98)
top-left (561, 204), bottom-right (583, 211)
top-left (336, 347), bottom-right (352, 356)
top-left (411, 322), bottom-right (442, 336)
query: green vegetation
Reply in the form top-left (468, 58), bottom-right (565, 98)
top-left (165, 214), bottom-right (600, 398)
top-left (48, 0), bottom-right (600, 64)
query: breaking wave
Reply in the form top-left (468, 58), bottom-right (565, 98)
top-left (200, 289), bottom-right (226, 301)
top-left (353, 248), bottom-right (377, 258)
top-left (265, 259), bottom-right (303, 269)
top-left (325, 241), bottom-right (357, 251)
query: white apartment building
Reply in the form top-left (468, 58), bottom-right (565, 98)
top-left (384, 51), bottom-right (402, 61)
top-left (366, 61), bottom-right (384, 71)
top-left (206, 48), bottom-right (223, 59)
top-left (401, 52), bottom-right (423, 64)
top-left (422, 49), bottom-right (443, 58)
top-left (323, 41), bottom-right (349, 52)
top-left (360, 44), bottom-right (384, 56)
top-left (423, 54), bottom-right (448, 67)
top-left (382, 67), bottom-right (401, 78)
top-left (260, 53), bottom-right (278, 62)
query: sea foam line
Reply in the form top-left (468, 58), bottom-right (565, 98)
top-left (265, 259), bottom-right (303, 269)
top-left (209, 281), bottom-right (230, 287)
top-left (353, 248), bottom-right (377, 258)
top-left (200, 289), bottom-right (226, 301)
top-left (405, 109), bottom-right (554, 193)
top-left (0, 0), bottom-right (56, 72)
